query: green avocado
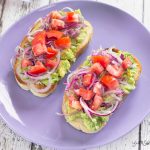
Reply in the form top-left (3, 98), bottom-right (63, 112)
top-left (65, 98), bottom-right (109, 131)
top-left (50, 60), bottom-right (71, 84)
top-left (120, 52), bottom-right (137, 93)
top-left (40, 78), bottom-right (49, 86)
top-left (57, 60), bottom-right (71, 78)
top-left (61, 48), bottom-right (76, 62)
top-left (50, 73), bottom-right (60, 84)
top-left (82, 56), bottom-right (92, 67)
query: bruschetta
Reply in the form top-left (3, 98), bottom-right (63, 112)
top-left (62, 47), bottom-right (142, 133)
top-left (12, 8), bottom-right (93, 97)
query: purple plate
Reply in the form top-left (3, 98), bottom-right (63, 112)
top-left (0, 0), bottom-right (150, 149)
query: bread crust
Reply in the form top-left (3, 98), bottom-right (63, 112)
top-left (62, 52), bottom-right (142, 133)
top-left (13, 19), bottom-right (93, 97)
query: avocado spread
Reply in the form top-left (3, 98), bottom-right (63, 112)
top-left (65, 51), bottom-right (138, 131)
top-left (65, 98), bottom-right (109, 132)
top-left (48, 23), bottom-right (88, 85)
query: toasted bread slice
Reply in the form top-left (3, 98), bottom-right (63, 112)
top-left (62, 49), bottom-right (142, 133)
top-left (13, 18), bottom-right (93, 97)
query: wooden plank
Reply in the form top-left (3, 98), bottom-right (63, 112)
top-left (97, 0), bottom-right (143, 23)
top-left (1, 0), bottom-right (49, 33)
top-left (0, 0), bottom-right (49, 150)
top-left (0, 119), bottom-right (31, 150)
top-left (0, 0), bottom-right (5, 33)
top-left (88, 128), bottom-right (139, 150)
top-left (140, 1), bottom-right (150, 149)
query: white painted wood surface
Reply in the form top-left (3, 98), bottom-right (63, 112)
top-left (0, 0), bottom-right (149, 150)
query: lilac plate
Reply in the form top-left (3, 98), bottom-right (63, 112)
top-left (0, 0), bottom-right (150, 149)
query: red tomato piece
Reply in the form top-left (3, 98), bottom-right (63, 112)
top-left (32, 31), bottom-right (46, 46)
top-left (32, 43), bottom-right (47, 56)
top-left (21, 59), bottom-right (32, 68)
top-left (46, 30), bottom-right (63, 39)
top-left (79, 88), bottom-right (94, 101)
top-left (46, 47), bottom-right (58, 58)
top-left (54, 36), bottom-right (71, 49)
top-left (51, 19), bottom-right (65, 29)
top-left (122, 57), bottom-right (132, 69)
top-left (92, 55), bottom-right (110, 68)
top-left (66, 12), bottom-right (79, 22)
top-left (101, 75), bottom-right (119, 90)
top-left (90, 63), bottom-right (104, 75)
top-left (106, 64), bottom-right (124, 78)
top-left (28, 61), bottom-right (47, 75)
top-left (93, 82), bottom-right (102, 96)
top-left (83, 73), bottom-right (93, 87)
top-left (50, 11), bottom-right (62, 19)
top-left (45, 59), bottom-right (57, 68)
top-left (69, 96), bottom-right (82, 110)
top-left (90, 95), bottom-right (103, 111)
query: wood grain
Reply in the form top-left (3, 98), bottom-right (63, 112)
top-left (0, 0), bottom-right (6, 33)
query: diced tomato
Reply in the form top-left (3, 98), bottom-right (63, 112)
top-left (76, 88), bottom-right (94, 101)
top-left (28, 61), bottom-right (47, 75)
top-left (46, 30), bottom-right (63, 39)
top-left (21, 59), bottom-right (32, 68)
top-left (83, 73), bottom-right (93, 87)
top-left (122, 57), bottom-right (132, 69)
top-left (66, 12), bottom-right (79, 22)
top-left (92, 55), bottom-right (110, 68)
top-left (50, 11), bottom-right (62, 19)
top-left (90, 95), bottom-right (103, 111)
top-left (106, 64), bottom-right (124, 78)
top-left (32, 31), bottom-right (46, 46)
top-left (69, 95), bottom-right (76, 101)
top-left (69, 95), bottom-right (82, 110)
top-left (51, 19), bottom-right (65, 29)
top-left (46, 47), bottom-right (58, 58)
top-left (45, 59), bottom-right (57, 68)
top-left (54, 36), bottom-right (71, 49)
top-left (101, 75), bottom-right (119, 90)
top-left (32, 43), bottom-right (47, 56)
top-left (93, 82), bottom-right (102, 96)
top-left (90, 63), bottom-right (104, 75)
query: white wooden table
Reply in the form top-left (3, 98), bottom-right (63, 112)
top-left (0, 0), bottom-right (150, 149)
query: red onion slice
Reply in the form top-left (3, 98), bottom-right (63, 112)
top-left (25, 72), bottom-right (50, 80)
top-left (108, 48), bottom-right (123, 64)
top-left (27, 29), bottom-right (44, 36)
top-left (80, 98), bottom-right (92, 119)
top-left (103, 89), bottom-right (123, 96)
top-left (29, 78), bottom-right (52, 93)
top-left (120, 54), bottom-right (125, 60)
top-left (65, 69), bottom-right (91, 91)
top-left (80, 98), bottom-right (119, 117)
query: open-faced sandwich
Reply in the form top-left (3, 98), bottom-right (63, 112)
top-left (62, 47), bottom-right (142, 133)
top-left (12, 8), bottom-right (93, 97)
